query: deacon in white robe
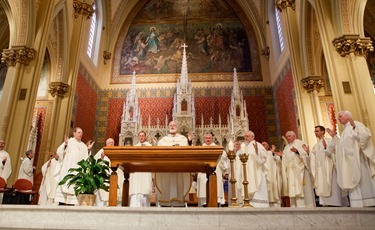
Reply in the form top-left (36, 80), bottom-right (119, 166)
top-left (18, 150), bottom-right (35, 184)
top-left (306, 125), bottom-right (347, 207)
top-left (38, 152), bottom-right (60, 205)
top-left (196, 133), bottom-right (229, 206)
top-left (237, 131), bottom-right (269, 208)
top-left (0, 139), bottom-right (11, 182)
top-left (0, 139), bottom-right (11, 204)
top-left (262, 142), bottom-right (282, 207)
top-left (129, 131), bottom-right (153, 207)
top-left (156, 121), bottom-right (191, 207)
top-left (327, 111), bottom-right (375, 207)
top-left (282, 131), bottom-right (315, 207)
top-left (54, 127), bottom-right (92, 205)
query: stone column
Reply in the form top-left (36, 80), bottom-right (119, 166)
top-left (301, 76), bottom-right (325, 126)
top-left (331, 35), bottom-right (374, 128)
top-left (312, 0), bottom-right (375, 140)
top-left (0, 0), bottom-right (56, 184)
top-left (51, 0), bottom-right (94, 146)
top-left (46, 82), bottom-right (70, 152)
top-left (276, 0), bottom-right (317, 145)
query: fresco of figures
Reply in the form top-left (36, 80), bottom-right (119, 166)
top-left (119, 0), bottom-right (253, 75)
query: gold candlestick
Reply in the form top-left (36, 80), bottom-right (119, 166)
top-left (226, 149), bottom-right (239, 207)
top-left (239, 153), bottom-right (252, 207)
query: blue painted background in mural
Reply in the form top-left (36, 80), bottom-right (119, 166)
top-left (120, 0), bottom-right (253, 75)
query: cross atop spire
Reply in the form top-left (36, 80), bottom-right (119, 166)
top-left (179, 43), bottom-right (189, 93)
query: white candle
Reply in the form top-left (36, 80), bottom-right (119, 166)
top-left (241, 142), bottom-right (246, 153)
top-left (228, 140), bottom-right (234, 151)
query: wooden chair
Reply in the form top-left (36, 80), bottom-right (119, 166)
top-left (13, 178), bottom-right (38, 204)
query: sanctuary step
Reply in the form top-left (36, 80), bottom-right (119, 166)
top-left (0, 205), bottom-right (374, 230)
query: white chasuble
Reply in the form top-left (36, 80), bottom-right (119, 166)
top-left (156, 134), bottom-right (191, 206)
top-left (54, 138), bottom-right (88, 205)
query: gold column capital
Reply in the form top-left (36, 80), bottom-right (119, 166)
top-left (1, 46), bottom-right (37, 66)
top-left (301, 76), bottom-right (324, 93)
top-left (103, 51), bottom-right (112, 64)
top-left (276, 0), bottom-right (295, 12)
top-left (73, 0), bottom-right (95, 20)
top-left (48, 82), bottom-right (70, 98)
top-left (332, 34), bottom-right (374, 57)
top-left (261, 47), bottom-right (270, 61)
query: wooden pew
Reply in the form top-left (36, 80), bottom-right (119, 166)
top-left (104, 146), bottom-right (223, 207)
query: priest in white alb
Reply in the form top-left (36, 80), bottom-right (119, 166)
top-left (54, 127), bottom-right (93, 205)
top-left (130, 131), bottom-right (153, 207)
top-left (0, 139), bottom-right (11, 182)
top-left (0, 139), bottom-right (11, 204)
top-left (282, 131), bottom-right (315, 207)
top-left (18, 150), bottom-right (35, 184)
top-left (262, 141), bottom-right (282, 207)
top-left (156, 121), bottom-right (191, 207)
top-left (327, 111), bottom-right (375, 207)
top-left (304, 125), bottom-right (347, 207)
top-left (196, 133), bottom-right (229, 206)
top-left (38, 152), bottom-right (60, 205)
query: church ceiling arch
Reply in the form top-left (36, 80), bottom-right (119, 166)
top-left (111, 0), bottom-right (262, 84)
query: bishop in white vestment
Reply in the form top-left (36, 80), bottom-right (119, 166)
top-left (327, 111), bottom-right (375, 207)
top-left (156, 121), bottom-right (191, 207)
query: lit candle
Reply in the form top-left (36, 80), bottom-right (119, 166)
top-left (228, 140), bottom-right (234, 151)
top-left (241, 142), bottom-right (246, 153)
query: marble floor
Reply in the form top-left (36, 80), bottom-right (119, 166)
top-left (0, 205), bottom-right (374, 229)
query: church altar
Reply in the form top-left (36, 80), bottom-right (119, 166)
top-left (104, 146), bottom-right (224, 207)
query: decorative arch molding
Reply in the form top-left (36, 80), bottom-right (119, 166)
top-left (0, 0), bottom-right (16, 47)
top-left (47, 9), bottom-right (66, 82)
top-left (303, 1), bottom-right (322, 76)
top-left (107, 0), bottom-right (145, 53)
top-left (234, 0), bottom-right (267, 49)
top-left (49, 2), bottom-right (69, 82)
top-left (15, 0), bottom-right (36, 46)
top-left (332, 0), bottom-right (367, 35)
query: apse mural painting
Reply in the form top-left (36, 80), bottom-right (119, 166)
top-left (119, 0), bottom-right (253, 76)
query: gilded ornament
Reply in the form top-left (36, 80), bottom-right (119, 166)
top-left (48, 82), bottom-right (70, 98)
top-left (301, 76), bottom-right (324, 93)
top-left (332, 34), bottom-right (374, 57)
top-left (276, 0), bottom-right (296, 12)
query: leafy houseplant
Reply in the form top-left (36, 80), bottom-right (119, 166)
top-left (58, 154), bottom-right (111, 205)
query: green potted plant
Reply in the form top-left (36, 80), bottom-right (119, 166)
top-left (58, 154), bottom-right (111, 206)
